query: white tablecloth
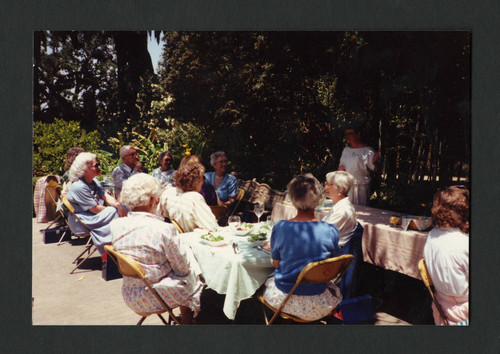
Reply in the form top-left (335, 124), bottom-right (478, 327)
top-left (271, 202), bottom-right (429, 279)
top-left (179, 225), bottom-right (274, 320)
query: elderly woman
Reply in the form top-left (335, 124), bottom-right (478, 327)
top-left (179, 155), bottom-right (218, 206)
top-left (263, 174), bottom-right (342, 321)
top-left (110, 173), bottom-right (204, 324)
top-left (152, 151), bottom-right (175, 188)
top-left (338, 125), bottom-right (380, 206)
top-left (323, 171), bottom-right (358, 248)
top-left (423, 185), bottom-right (469, 325)
top-left (66, 152), bottom-right (127, 254)
top-left (157, 161), bottom-right (218, 232)
top-left (204, 151), bottom-right (238, 206)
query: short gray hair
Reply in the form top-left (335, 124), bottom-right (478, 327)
top-left (119, 145), bottom-right (135, 158)
top-left (326, 171), bottom-right (354, 196)
top-left (68, 152), bottom-right (96, 182)
top-left (120, 173), bottom-right (162, 210)
top-left (210, 151), bottom-right (226, 166)
top-left (287, 173), bottom-right (323, 211)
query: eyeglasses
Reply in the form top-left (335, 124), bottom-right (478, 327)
top-left (163, 158), bottom-right (172, 163)
top-left (125, 152), bottom-right (139, 157)
top-left (217, 159), bottom-right (228, 164)
top-left (92, 162), bottom-right (100, 169)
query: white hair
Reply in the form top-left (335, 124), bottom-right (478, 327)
top-left (68, 152), bottom-right (96, 182)
top-left (120, 173), bottom-right (161, 210)
top-left (119, 145), bottom-right (135, 158)
top-left (326, 171), bottom-right (354, 196)
top-left (210, 151), bottom-right (226, 166)
top-left (287, 173), bottom-right (323, 211)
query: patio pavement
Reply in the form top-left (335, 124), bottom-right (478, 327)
top-left (32, 218), bottom-right (420, 326)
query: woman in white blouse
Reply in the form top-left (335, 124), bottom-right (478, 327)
top-left (322, 171), bottom-right (357, 248)
top-left (338, 126), bottom-right (380, 205)
top-left (423, 185), bottom-right (469, 325)
top-left (157, 161), bottom-right (218, 233)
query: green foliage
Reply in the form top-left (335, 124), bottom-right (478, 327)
top-left (33, 119), bottom-right (102, 176)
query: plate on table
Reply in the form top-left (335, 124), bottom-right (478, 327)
top-left (199, 232), bottom-right (227, 247)
top-left (234, 223), bottom-right (255, 236)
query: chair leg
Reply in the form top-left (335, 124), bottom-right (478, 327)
top-left (70, 246), bottom-right (97, 274)
top-left (261, 303), bottom-right (269, 325)
top-left (157, 314), bottom-right (169, 325)
top-left (72, 244), bottom-right (93, 264)
top-left (137, 316), bottom-right (147, 325)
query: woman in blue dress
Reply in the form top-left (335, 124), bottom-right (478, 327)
top-left (204, 151), bottom-right (238, 207)
top-left (263, 173), bottom-right (343, 321)
top-left (66, 152), bottom-right (128, 254)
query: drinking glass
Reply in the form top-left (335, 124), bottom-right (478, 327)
top-left (266, 215), bottom-right (274, 227)
top-left (254, 203), bottom-right (264, 224)
top-left (228, 215), bottom-right (241, 230)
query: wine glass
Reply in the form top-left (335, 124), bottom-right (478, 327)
top-left (266, 215), bottom-right (274, 228)
top-left (254, 203), bottom-right (264, 224)
top-left (228, 215), bottom-right (241, 230)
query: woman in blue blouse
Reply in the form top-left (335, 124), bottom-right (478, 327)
top-left (263, 173), bottom-right (342, 321)
top-left (66, 152), bottom-right (127, 254)
top-left (204, 151), bottom-right (238, 207)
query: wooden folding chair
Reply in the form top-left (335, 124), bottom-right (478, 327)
top-left (104, 245), bottom-right (181, 325)
top-left (229, 188), bottom-right (246, 217)
top-left (257, 254), bottom-right (354, 325)
top-left (418, 258), bottom-right (449, 325)
top-left (210, 205), bottom-right (228, 222)
top-left (61, 195), bottom-right (98, 274)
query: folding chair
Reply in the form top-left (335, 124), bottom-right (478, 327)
top-left (257, 254), bottom-right (354, 325)
top-left (418, 258), bottom-right (449, 326)
top-left (209, 205), bottom-right (228, 222)
top-left (229, 188), bottom-right (246, 217)
top-left (104, 245), bottom-right (181, 325)
top-left (170, 219), bottom-right (185, 234)
top-left (43, 176), bottom-right (65, 229)
top-left (61, 195), bottom-right (98, 274)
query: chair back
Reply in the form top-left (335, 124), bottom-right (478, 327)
top-left (418, 258), bottom-right (449, 325)
top-left (104, 245), bottom-right (181, 325)
top-left (210, 205), bottom-right (228, 220)
top-left (339, 222), bottom-right (364, 299)
top-left (266, 254), bottom-right (354, 324)
top-left (62, 195), bottom-right (90, 235)
top-left (104, 245), bottom-right (146, 280)
top-left (170, 219), bottom-right (185, 234)
top-left (229, 188), bottom-right (246, 217)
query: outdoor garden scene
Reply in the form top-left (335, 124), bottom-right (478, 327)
top-left (32, 30), bottom-right (470, 326)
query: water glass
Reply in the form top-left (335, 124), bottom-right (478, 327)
top-left (228, 215), bottom-right (241, 229)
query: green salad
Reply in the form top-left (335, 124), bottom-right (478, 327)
top-left (201, 233), bottom-right (224, 242)
top-left (247, 232), bottom-right (267, 242)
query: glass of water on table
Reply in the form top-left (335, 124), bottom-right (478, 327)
top-left (254, 202), bottom-right (264, 224)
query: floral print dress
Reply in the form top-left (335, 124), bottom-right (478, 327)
top-left (110, 212), bottom-right (203, 315)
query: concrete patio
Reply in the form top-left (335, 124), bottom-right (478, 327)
top-left (32, 217), bottom-right (420, 326)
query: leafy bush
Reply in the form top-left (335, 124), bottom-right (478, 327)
top-left (33, 119), bottom-right (102, 176)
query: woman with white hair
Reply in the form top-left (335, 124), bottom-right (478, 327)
top-left (66, 152), bottom-right (127, 254)
top-left (262, 174), bottom-right (342, 321)
top-left (323, 171), bottom-right (358, 248)
top-left (204, 151), bottom-right (238, 206)
top-left (110, 173), bottom-right (204, 324)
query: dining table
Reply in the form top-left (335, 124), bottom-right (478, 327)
top-left (179, 224), bottom-right (274, 320)
top-left (270, 201), bottom-right (430, 279)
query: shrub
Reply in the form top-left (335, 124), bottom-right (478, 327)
top-left (33, 119), bottom-right (102, 176)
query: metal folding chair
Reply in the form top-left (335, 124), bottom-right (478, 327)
top-left (418, 258), bottom-right (449, 325)
top-left (104, 245), bottom-right (181, 325)
top-left (61, 195), bottom-right (98, 274)
top-left (257, 254), bottom-right (354, 325)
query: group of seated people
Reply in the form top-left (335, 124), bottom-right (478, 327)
top-left (61, 145), bottom-right (468, 325)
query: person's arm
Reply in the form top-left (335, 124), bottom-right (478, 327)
top-left (372, 151), bottom-right (381, 172)
top-left (193, 194), bottom-right (219, 231)
top-left (272, 259), bottom-right (280, 268)
top-left (103, 192), bottom-right (128, 217)
top-left (223, 175), bottom-right (238, 206)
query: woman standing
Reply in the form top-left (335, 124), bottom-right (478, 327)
top-left (66, 152), bottom-right (127, 254)
top-left (338, 126), bottom-right (380, 205)
top-left (262, 174), bottom-right (342, 321)
top-left (110, 173), bottom-right (203, 324)
top-left (323, 171), bottom-right (357, 248)
top-left (423, 185), bottom-right (469, 325)
top-left (204, 151), bottom-right (238, 207)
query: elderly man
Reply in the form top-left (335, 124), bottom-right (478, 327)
top-left (112, 145), bottom-right (140, 198)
